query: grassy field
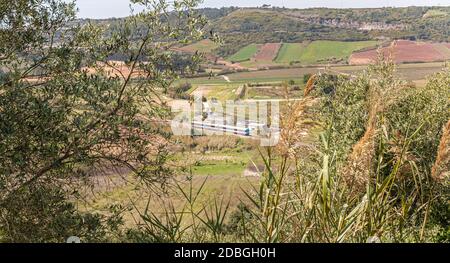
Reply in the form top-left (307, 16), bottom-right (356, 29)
top-left (192, 160), bottom-right (247, 176)
top-left (83, 172), bottom-right (259, 227)
top-left (82, 138), bottom-right (261, 226)
top-left (298, 40), bottom-right (379, 64)
top-left (228, 44), bottom-right (260, 62)
top-left (423, 9), bottom-right (448, 18)
top-left (189, 84), bottom-right (305, 101)
top-left (178, 62), bottom-right (445, 87)
top-left (179, 39), bottom-right (219, 53)
top-left (227, 41), bottom-right (379, 67)
top-left (226, 68), bottom-right (316, 83)
top-left (196, 85), bottom-right (239, 100)
top-left (275, 43), bottom-right (306, 63)
top-left (246, 86), bottom-right (304, 100)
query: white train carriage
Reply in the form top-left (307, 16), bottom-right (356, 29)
top-left (192, 121), bottom-right (251, 136)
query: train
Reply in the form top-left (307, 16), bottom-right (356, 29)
top-left (192, 121), bottom-right (251, 136)
top-left (191, 120), bottom-right (271, 137)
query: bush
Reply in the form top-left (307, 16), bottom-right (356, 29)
top-left (0, 184), bottom-right (124, 242)
top-left (303, 73), bottom-right (313, 84)
top-left (175, 82), bottom-right (192, 94)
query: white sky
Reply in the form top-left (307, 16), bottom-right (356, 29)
top-left (70, 0), bottom-right (450, 19)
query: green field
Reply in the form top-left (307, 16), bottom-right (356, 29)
top-left (229, 41), bottom-right (379, 66)
top-left (199, 85), bottom-right (239, 100)
top-left (298, 40), bottom-right (379, 64)
top-left (275, 43), bottom-right (306, 63)
top-left (193, 162), bottom-right (247, 176)
top-left (228, 44), bottom-right (260, 62)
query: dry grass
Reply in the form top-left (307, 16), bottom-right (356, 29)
top-left (303, 74), bottom-right (317, 97)
top-left (341, 103), bottom-right (378, 190)
top-left (278, 96), bottom-right (318, 158)
top-left (432, 120), bottom-right (450, 182)
top-left (340, 56), bottom-right (414, 191)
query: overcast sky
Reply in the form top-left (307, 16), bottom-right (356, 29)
top-left (71, 0), bottom-right (450, 19)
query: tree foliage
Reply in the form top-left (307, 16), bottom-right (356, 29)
top-left (0, 0), bottom-right (207, 242)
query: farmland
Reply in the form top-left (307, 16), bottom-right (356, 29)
top-left (84, 58), bottom-right (449, 237)
top-left (228, 44), bottom-right (260, 62)
top-left (223, 39), bottom-right (450, 69)
top-left (177, 39), bottom-right (219, 53)
top-left (350, 40), bottom-right (450, 64)
top-left (298, 40), bottom-right (379, 64)
top-left (226, 40), bottom-right (379, 67)
top-left (275, 43), bottom-right (306, 63)
top-left (179, 62), bottom-right (446, 87)
top-left (253, 43), bottom-right (282, 61)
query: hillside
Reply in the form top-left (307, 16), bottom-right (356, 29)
top-left (206, 7), bottom-right (450, 56)
top-left (77, 6), bottom-right (450, 59)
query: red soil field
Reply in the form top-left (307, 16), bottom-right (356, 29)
top-left (253, 43), bottom-right (281, 61)
top-left (396, 40), bottom-right (416, 46)
top-left (349, 40), bottom-right (450, 65)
